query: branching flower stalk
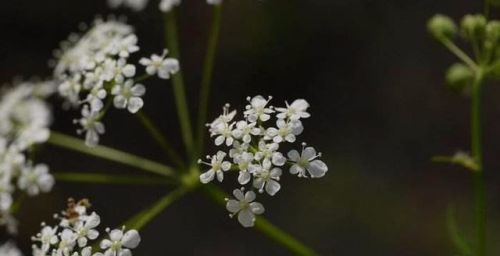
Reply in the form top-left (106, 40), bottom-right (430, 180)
top-left (427, 3), bottom-right (500, 254)
top-left (0, 1), bottom-right (328, 255)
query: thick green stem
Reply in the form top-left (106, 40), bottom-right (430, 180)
top-left (163, 11), bottom-right (195, 157)
top-left (471, 71), bottom-right (486, 256)
top-left (54, 172), bottom-right (175, 186)
top-left (125, 187), bottom-right (189, 230)
top-left (202, 184), bottom-right (319, 256)
top-left (196, 4), bottom-right (223, 155)
top-left (136, 110), bottom-right (185, 168)
top-left (47, 132), bottom-right (176, 178)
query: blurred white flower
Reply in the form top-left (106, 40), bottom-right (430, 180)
top-left (17, 164), bottom-right (54, 196)
top-left (139, 50), bottom-right (180, 79)
top-left (0, 241), bottom-right (22, 256)
top-left (76, 106), bottom-right (105, 147)
top-left (108, 0), bottom-right (149, 11)
top-left (159, 0), bottom-right (181, 12)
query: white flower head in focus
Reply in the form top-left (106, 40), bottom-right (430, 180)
top-left (139, 49), bottom-right (180, 79)
top-left (200, 95), bottom-right (328, 227)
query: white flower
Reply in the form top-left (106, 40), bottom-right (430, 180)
top-left (56, 229), bottom-right (78, 255)
top-left (32, 225), bottom-right (59, 252)
top-left (139, 50), bottom-right (180, 79)
top-left (231, 121), bottom-right (260, 143)
top-left (207, 0), bottom-right (222, 5)
top-left (0, 177), bottom-right (14, 212)
top-left (159, 0), bottom-right (181, 12)
top-left (110, 34), bottom-right (140, 58)
top-left (58, 74), bottom-right (82, 105)
top-left (111, 80), bottom-right (146, 114)
top-left (76, 106), bottom-right (105, 147)
top-left (234, 152), bottom-right (254, 185)
top-left (0, 241), bottom-right (22, 256)
top-left (108, 0), bottom-right (149, 11)
top-left (84, 85), bottom-right (107, 112)
top-left (199, 151), bottom-right (231, 184)
top-left (74, 212), bottom-right (100, 247)
top-left (265, 119), bottom-right (303, 143)
top-left (100, 228), bottom-right (141, 256)
top-left (275, 99), bottom-right (310, 121)
top-left (288, 145), bottom-right (328, 178)
top-left (251, 160), bottom-right (282, 196)
top-left (226, 188), bottom-right (264, 227)
top-left (210, 121), bottom-right (235, 146)
top-left (102, 58), bottom-right (136, 84)
top-left (17, 164), bottom-right (54, 196)
top-left (244, 95), bottom-right (274, 122)
top-left (254, 141), bottom-right (286, 166)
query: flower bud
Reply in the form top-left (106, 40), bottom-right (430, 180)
top-left (428, 14), bottom-right (457, 40)
top-left (485, 21), bottom-right (500, 48)
top-left (461, 14), bottom-right (487, 40)
top-left (446, 63), bottom-right (473, 92)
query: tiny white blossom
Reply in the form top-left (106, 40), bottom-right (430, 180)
top-left (100, 228), bottom-right (141, 256)
top-left (108, 0), bottom-right (149, 11)
top-left (231, 121), bottom-right (260, 143)
top-left (139, 50), bottom-right (179, 79)
top-left (32, 225), bottom-right (59, 252)
top-left (288, 145), bottom-right (328, 178)
top-left (275, 99), bottom-right (310, 121)
top-left (244, 95), bottom-right (274, 122)
top-left (199, 151), bottom-right (231, 184)
top-left (251, 160), bottom-right (282, 196)
top-left (17, 164), bottom-right (54, 196)
top-left (234, 152), bottom-right (254, 185)
top-left (74, 212), bottom-right (100, 247)
top-left (76, 106), bottom-right (105, 147)
top-left (265, 119), bottom-right (303, 143)
top-left (159, 0), bottom-right (181, 12)
top-left (226, 188), bottom-right (264, 227)
top-left (111, 80), bottom-right (146, 113)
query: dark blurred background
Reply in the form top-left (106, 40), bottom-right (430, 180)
top-left (2, 0), bottom-right (500, 255)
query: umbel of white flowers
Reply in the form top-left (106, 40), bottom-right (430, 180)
top-left (31, 198), bottom-right (141, 256)
top-left (53, 17), bottom-right (179, 147)
top-left (0, 81), bottom-right (56, 234)
top-left (199, 96), bottom-right (328, 227)
top-left (108, 0), bottom-right (222, 12)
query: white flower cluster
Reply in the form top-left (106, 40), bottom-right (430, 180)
top-left (0, 241), bottom-right (22, 256)
top-left (31, 199), bottom-right (141, 256)
top-left (199, 96), bottom-right (328, 227)
top-left (0, 81), bottom-right (56, 233)
top-left (53, 18), bottom-right (179, 146)
top-left (107, 0), bottom-right (222, 12)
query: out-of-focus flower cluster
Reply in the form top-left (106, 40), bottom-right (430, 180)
top-left (53, 17), bottom-right (179, 146)
top-left (0, 241), bottom-right (22, 256)
top-left (31, 198), bottom-right (141, 256)
top-left (0, 81), bottom-right (56, 234)
top-left (199, 96), bottom-right (328, 227)
top-left (108, 0), bottom-right (222, 13)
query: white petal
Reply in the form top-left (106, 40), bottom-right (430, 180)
top-left (244, 190), bottom-right (256, 202)
top-left (113, 95), bottom-right (127, 109)
top-left (216, 170), bottom-right (224, 182)
top-left (200, 170), bottom-right (215, 184)
top-left (131, 84), bottom-right (146, 96)
top-left (237, 209), bottom-right (255, 227)
top-left (238, 172), bottom-right (251, 185)
top-left (122, 230), bottom-right (141, 249)
top-left (290, 164), bottom-right (304, 176)
top-left (127, 97), bottom-right (144, 113)
top-left (308, 160), bottom-right (328, 178)
top-left (226, 199), bottom-right (241, 213)
top-left (249, 202), bottom-right (265, 215)
top-left (122, 64), bottom-right (136, 77)
top-left (303, 147), bottom-right (317, 160)
top-left (265, 180), bottom-right (281, 196)
top-left (287, 150), bottom-right (300, 161)
top-left (232, 189), bottom-right (245, 201)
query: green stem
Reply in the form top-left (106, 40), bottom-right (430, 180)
top-left (47, 132), bottom-right (176, 178)
top-left (202, 184), bottom-right (319, 256)
top-left (54, 172), bottom-right (175, 186)
top-left (442, 39), bottom-right (478, 71)
top-left (136, 110), bottom-right (185, 169)
top-left (196, 4), bottom-right (223, 155)
top-left (124, 187), bottom-right (189, 230)
top-left (471, 70), bottom-right (486, 256)
top-left (163, 11), bottom-right (195, 157)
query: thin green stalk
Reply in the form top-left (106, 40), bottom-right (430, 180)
top-left (471, 70), bottom-right (486, 256)
top-left (196, 4), bottom-right (223, 154)
top-left (163, 11), bottom-right (194, 157)
top-left (442, 39), bottom-right (478, 71)
top-left (47, 132), bottom-right (176, 178)
top-left (136, 110), bottom-right (185, 169)
top-left (124, 187), bottom-right (189, 230)
top-left (54, 172), bottom-right (175, 186)
top-left (202, 184), bottom-right (319, 256)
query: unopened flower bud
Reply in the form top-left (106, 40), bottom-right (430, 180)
top-left (446, 63), bottom-right (473, 92)
top-left (428, 14), bottom-right (457, 40)
top-left (485, 21), bottom-right (500, 48)
top-left (461, 14), bottom-right (487, 40)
